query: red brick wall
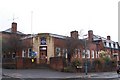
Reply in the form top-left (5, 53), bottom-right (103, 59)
top-left (50, 57), bottom-right (65, 71)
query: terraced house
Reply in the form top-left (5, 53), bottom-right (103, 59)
top-left (1, 22), bottom-right (120, 70)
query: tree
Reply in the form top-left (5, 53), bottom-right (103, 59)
top-left (65, 37), bottom-right (84, 63)
top-left (2, 34), bottom-right (24, 58)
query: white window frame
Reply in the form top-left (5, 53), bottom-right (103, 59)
top-left (78, 49), bottom-right (80, 58)
top-left (82, 50), bottom-right (85, 58)
top-left (12, 52), bottom-right (16, 59)
top-left (56, 47), bottom-right (61, 56)
top-left (28, 48), bottom-right (32, 58)
top-left (106, 42), bottom-right (109, 47)
top-left (87, 50), bottom-right (90, 59)
top-left (115, 43), bottom-right (118, 49)
top-left (91, 50), bottom-right (94, 59)
top-left (22, 50), bottom-right (26, 58)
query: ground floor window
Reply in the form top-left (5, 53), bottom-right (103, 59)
top-left (82, 50), bottom-right (85, 58)
top-left (22, 50), bottom-right (26, 57)
top-left (91, 50), bottom-right (94, 59)
top-left (56, 47), bottom-right (61, 56)
top-left (28, 48), bottom-right (32, 58)
top-left (12, 52), bottom-right (16, 58)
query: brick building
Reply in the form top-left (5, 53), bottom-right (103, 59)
top-left (32, 30), bottom-right (119, 65)
top-left (1, 22), bottom-right (119, 69)
top-left (1, 22), bottom-right (33, 68)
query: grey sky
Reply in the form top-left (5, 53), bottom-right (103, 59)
top-left (0, 0), bottom-right (119, 42)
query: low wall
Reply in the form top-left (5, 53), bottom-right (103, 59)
top-left (50, 57), bottom-right (66, 71)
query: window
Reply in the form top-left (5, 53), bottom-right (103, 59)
top-left (82, 50), bottom-right (85, 58)
top-left (22, 50), bottom-right (26, 57)
top-left (87, 50), bottom-right (90, 58)
top-left (96, 51), bottom-right (98, 58)
top-left (91, 50), bottom-right (94, 59)
top-left (12, 53), bottom-right (16, 58)
top-left (28, 48), bottom-right (32, 58)
top-left (63, 49), bottom-right (67, 58)
top-left (106, 42), bottom-right (109, 47)
top-left (56, 47), bottom-right (61, 56)
top-left (115, 43), bottom-right (118, 49)
top-left (78, 49), bottom-right (80, 58)
top-left (104, 42), bottom-right (106, 46)
top-left (40, 37), bottom-right (46, 45)
top-left (73, 49), bottom-right (77, 58)
top-left (109, 43), bottom-right (111, 48)
top-left (113, 43), bottom-right (115, 48)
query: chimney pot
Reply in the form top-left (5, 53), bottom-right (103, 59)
top-left (11, 22), bottom-right (17, 33)
top-left (88, 30), bottom-right (93, 42)
top-left (107, 36), bottom-right (111, 40)
top-left (70, 30), bottom-right (78, 39)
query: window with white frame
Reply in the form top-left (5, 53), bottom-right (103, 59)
top-left (28, 48), bottom-right (32, 58)
top-left (87, 50), bottom-right (90, 58)
top-left (78, 49), bottom-right (80, 58)
top-left (62, 48), bottom-right (66, 57)
top-left (111, 43), bottom-right (114, 48)
top-left (56, 47), bottom-right (61, 56)
top-left (74, 49), bottom-right (78, 58)
top-left (12, 52), bottom-right (16, 58)
top-left (115, 43), bottom-right (118, 49)
top-left (91, 50), bottom-right (94, 59)
top-left (22, 50), bottom-right (26, 57)
top-left (82, 50), bottom-right (85, 58)
top-left (65, 49), bottom-right (68, 58)
top-left (106, 42), bottom-right (109, 47)
top-left (96, 51), bottom-right (98, 58)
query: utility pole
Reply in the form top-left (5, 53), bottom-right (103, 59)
top-left (83, 34), bottom-right (88, 75)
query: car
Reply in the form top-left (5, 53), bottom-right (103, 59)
top-left (117, 65), bottom-right (120, 74)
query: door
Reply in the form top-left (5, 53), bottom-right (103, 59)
top-left (40, 46), bottom-right (47, 64)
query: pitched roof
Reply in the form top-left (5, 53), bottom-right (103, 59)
top-left (4, 28), bottom-right (24, 34)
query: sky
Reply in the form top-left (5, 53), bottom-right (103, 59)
top-left (0, 0), bottom-right (119, 42)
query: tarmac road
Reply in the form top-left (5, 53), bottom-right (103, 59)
top-left (1, 68), bottom-right (120, 80)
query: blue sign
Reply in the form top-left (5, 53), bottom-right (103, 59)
top-left (41, 37), bottom-right (46, 45)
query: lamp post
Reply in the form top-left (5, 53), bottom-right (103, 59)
top-left (83, 35), bottom-right (88, 75)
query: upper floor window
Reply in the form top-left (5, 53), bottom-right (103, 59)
top-left (109, 43), bottom-right (111, 48)
top-left (113, 43), bottom-right (115, 48)
top-left (115, 43), bottom-right (118, 49)
top-left (104, 42), bottom-right (106, 46)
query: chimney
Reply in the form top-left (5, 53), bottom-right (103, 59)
top-left (11, 22), bottom-right (17, 33)
top-left (107, 36), bottom-right (111, 40)
top-left (88, 30), bottom-right (93, 42)
top-left (70, 30), bottom-right (79, 39)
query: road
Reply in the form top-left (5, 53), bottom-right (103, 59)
top-left (1, 68), bottom-right (120, 80)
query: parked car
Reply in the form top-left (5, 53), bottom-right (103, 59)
top-left (117, 65), bottom-right (120, 74)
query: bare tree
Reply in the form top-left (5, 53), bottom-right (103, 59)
top-left (2, 34), bottom-right (24, 58)
top-left (65, 37), bottom-right (84, 63)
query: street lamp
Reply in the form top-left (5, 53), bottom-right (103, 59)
top-left (83, 35), bottom-right (88, 75)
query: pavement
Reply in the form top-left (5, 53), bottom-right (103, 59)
top-left (1, 68), bottom-right (120, 80)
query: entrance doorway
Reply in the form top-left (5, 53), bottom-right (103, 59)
top-left (40, 46), bottom-right (47, 64)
